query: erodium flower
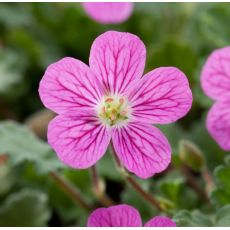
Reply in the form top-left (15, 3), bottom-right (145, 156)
top-left (39, 31), bottom-right (192, 179)
top-left (87, 204), bottom-right (176, 227)
top-left (81, 2), bottom-right (134, 24)
top-left (201, 47), bottom-right (230, 151)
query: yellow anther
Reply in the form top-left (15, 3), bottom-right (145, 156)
top-left (97, 95), bottom-right (131, 126)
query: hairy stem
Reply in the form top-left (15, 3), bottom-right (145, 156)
top-left (49, 172), bottom-right (91, 212)
top-left (202, 166), bottom-right (215, 193)
top-left (125, 175), bottom-right (163, 212)
top-left (90, 165), bottom-right (115, 207)
top-left (110, 143), bottom-right (163, 212)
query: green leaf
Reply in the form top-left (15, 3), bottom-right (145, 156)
top-left (0, 121), bottom-right (64, 174)
top-left (0, 163), bottom-right (14, 195)
top-left (0, 49), bottom-right (26, 98)
top-left (0, 189), bottom-right (50, 226)
top-left (158, 175), bottom-right (185, 204)
top-left (211, 156), bottom-right (230, 207)
top-left (215, 205), bottom-right (230, 226)
top-left (173, 209), bottom-right (213, 227)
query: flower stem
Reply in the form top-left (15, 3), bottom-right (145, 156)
top-left (180, 165), bottom-right (210, 204)
top-left (90, 165), bottom-right (115, 206)
top-left (49, 172), bottom-right (91, 212)
top-left (125, 175), bottom-right (163, 212)
top-left (202, 166), bottom-right (215, 193)
top-left (110, 143), bottom-right (163, 212)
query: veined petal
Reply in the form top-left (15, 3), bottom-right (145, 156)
top-left (39, 57), bottom-right (102, 114)
top-left (128, 67), bottom-right (192, 124)
top-left (82, 2), bottom-right (133, 24)
top-left (201, 47), bottom-right (230, 101)
top-left (89, 31), bottom-right (146, 95)
top-left (206, 100), bottom-right (230, 151)
top-left (145, 216), bottom-right (176, 227)
top-left (112, 122), bottom-right (171, 179)
top-left (48, 114), bottom-right (111, 168)
top-left (87, 204), bottom-right (142, 227)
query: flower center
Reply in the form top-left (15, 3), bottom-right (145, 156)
top-left (97, 95), bottom-right (131, 127)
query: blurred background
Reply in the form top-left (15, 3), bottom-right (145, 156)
top-left (0, 2), bottom-right (230, 227)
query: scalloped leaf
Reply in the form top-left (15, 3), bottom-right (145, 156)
top-left (0, 121), bottom-right (64, 174)
top-left (173, 209), bottom-right (213, 227)
top-left (211, 156), bottom-right (230, 207)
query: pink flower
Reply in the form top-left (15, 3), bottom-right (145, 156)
top-left (201, 47), bottom-right (230, 151)
top-left (39, 31), bottom-right (192, 179)
top-left (87, 204), bottom-right (176, 227)
top-left (81, 2), bottom-right (133, 24)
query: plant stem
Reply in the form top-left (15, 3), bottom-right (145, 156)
top-left (180, 165), bottom-right (210, 203)
top-left (90, 165), bottom-right (115, 206)
top-left (125, 175), bottom-right (163, 212)
top-left (202, 166), bottom-right (215, 193)
top-left (49, 172), bottom-right (91, 212)
top-left (110, 143), bottom-right (163, 212)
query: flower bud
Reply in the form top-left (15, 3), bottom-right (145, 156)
top-left (179, 139), bottom-right (205, 172)
top-left (157, 197), bottom-right (175, 212)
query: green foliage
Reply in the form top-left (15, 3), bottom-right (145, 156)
top-left (0, 49), bottom-right (27, 99)
top-left (173, 209), bottom-right (213, 227)
top-left (211, 156), bottom-right (230, 207)
top-left (0, 164), bottom-right (14, 195)
top-left (215, 205), bottom-right (230, 226)
top-left (0, 121), bottom-right (64, 174)
top-left (0, 2), bottom-right (229, 227)
top-left (0, 189), bottom-right (50, 226)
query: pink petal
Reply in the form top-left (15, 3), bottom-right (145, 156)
top-left (128, 67), bottom-right (193, 124)
top-left (47, 114), bottom-right (111, 168)
top-left (89, 31), bottom-right (146, 95)
top-left (201, 47), bottom-right (230, 101)
top-left (82, 2), bottom-right (134, 24)
top-left (87, 204), bottom-right (142, 227)
top-left (145, 216), bottom-right (177, 227)
top-left (39, 57), bottom-right (102, 114)
top-left (206, 100), bottom-right (230, 151)
top-left (112, 122), bottom-right (171, 179)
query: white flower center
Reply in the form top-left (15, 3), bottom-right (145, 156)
top-left (97, 95), bottom-right (131, 127)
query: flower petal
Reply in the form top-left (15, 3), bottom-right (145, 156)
top-left (89, 31), bottom-right (146, 95)
top-left (206, 100), bottom-right (230, 151)
top-left (112, 122), bottom-right (171, 179)
top-left (48, 114), bottom-right (111, 168)
top-left (145, 216), bottom-right (176, 227)
top-left (82, 2), bottom-right (133, 24)
top-left (87, 204), bottom-right (142, 227)
top-left (39, 57), bottom-right (102, 114)
top-left (128, 67), bottom-right (192, 124)
top-left (201, 47), bottom-right (230, 101)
